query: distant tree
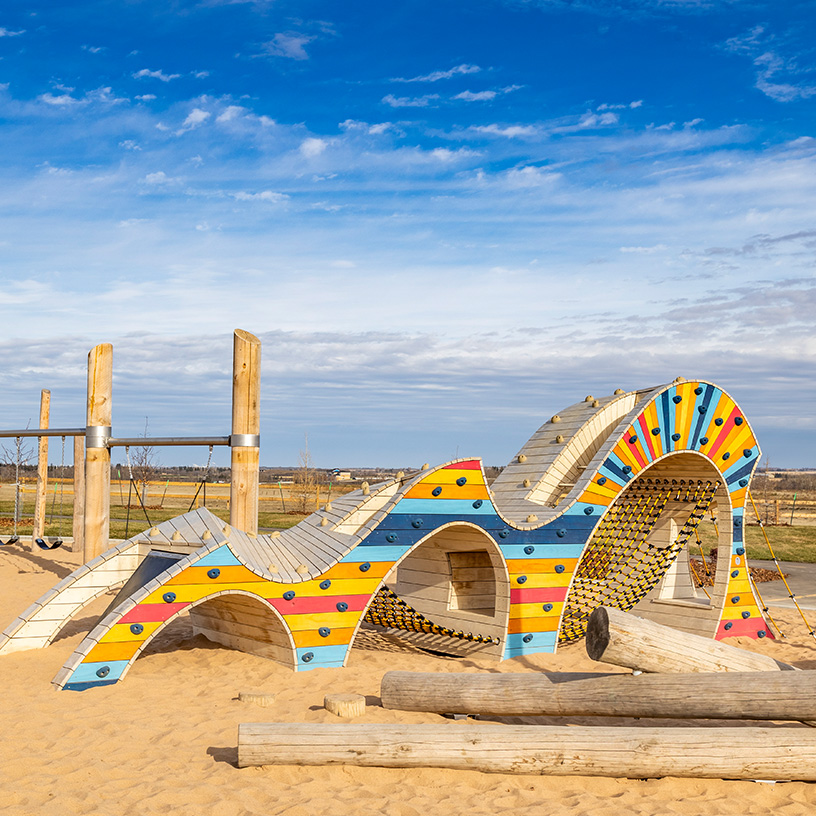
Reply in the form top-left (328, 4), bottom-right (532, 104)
top-left (130, 417), bottom-right (159, 503)
top-left (292, 434), bottom-right (317, 514)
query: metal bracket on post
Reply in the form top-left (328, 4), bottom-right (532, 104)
top-left (230, 434), bottom-right (260, 448)
top-left (85, 426), bottom-right (111, 449)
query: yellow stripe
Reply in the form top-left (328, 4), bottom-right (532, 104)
top-left (99, 620), bottom-right (164, 643)
top-left (507, 616), bottom-right (559, 634)
top-left (675, 382), bottom-right (697, 445)
top-left (282, 611), bottom-right (362, 631)
top-left (510, 601), bottom-right (565, 619)
top-left (507, 558), bottom-right (578, 575)
top-left (291, 627), bottom-right (356, 648)
top-left (84, 640), bottom-right (141, 663)
top-left (579, 488), bottom-right (614, 507)
top-left (404, 483), bottom-right (490, 500)
top-left (507, 573), bottom-right (571, 590)
top-left (166, 565), bottom-right (265, 585)
top-left (644, 400), bottom-right (663, 458)
top-left (420, 468), bottom-right (486, 486)
top-left (721, 604), bottom-right (763, 620)
top-left (699, 394), bottom-right (735, 455)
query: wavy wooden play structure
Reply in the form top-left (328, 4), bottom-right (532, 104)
top-left (0, 332), bottom-right (769, 691)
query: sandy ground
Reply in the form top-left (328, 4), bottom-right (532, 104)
top-left (3, 544), bottom-right (816, 816)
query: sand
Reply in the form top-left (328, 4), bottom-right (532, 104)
top-left (2, 543), bottom-right (816, 816)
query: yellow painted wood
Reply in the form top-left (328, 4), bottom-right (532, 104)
top-left (506, 573), bottom-right (572, 590)
top-left (674, 382), bottom-right (697, 445)
top-left (282, 611), bottom-right (361, 631)
top-left (84, 639), bottom-right (142, 663)
top-left (165, 565), bottom-right (267, 586)
top-left (323, 561), bottom-right (393, 580)
top-left (99, 620), bottom-right (164, 643)
top-left (511, 601), bottom-right (564, 619)
top-left (418, 469), bottom-right (486, 486)
top-left (507, 616), bottom-right (559, 634)
top-left (403, 483), bottom-right (490, 501)
top-left (578, 488), bottom-right (614, 507)
top-left (506, 558), bottom-right (579, 575)
top-left (291, 626), bottom-right (356, 648)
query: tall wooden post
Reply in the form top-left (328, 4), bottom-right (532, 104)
top-left (73, 435), bottom-right (85, 554)
top-left (31, 389), bottom-right (51, 549)
top-left (84, 344), bottom-right (112, 561)
top-left (229, 329), bottom-right (261, 535)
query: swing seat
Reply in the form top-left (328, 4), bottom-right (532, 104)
top-left (35, 538), bottom-right (63, 551)
top-left (0, 536), bottom-right (19, 546)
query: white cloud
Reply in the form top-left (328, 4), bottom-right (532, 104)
top-left (393, 64), bottom-right (481, 83)
top-left (82, 45), bottom-right (104, 54)
top-left (141, 171), bottom-right (172, 185)
top-left (38, 93), bottom-right (80, 106)
top-left (0, 27), bottom-right (24, 37)
top-left (119, 140), bottom-right (141, 151)
top-left (598, 99), bottom-right (644, 111)
top-left (382, 93), bottom-right (439, 108)
top-left (453, 90), bottom-right (497, 102)
top-left (299, 137), bottom-right (327, 157)
top-left (193, 70), bottom-right (210, 79)
top-left (136, 94), bottom-right (157, 101)
top-left (232, 191), bottom-right (288, 202)
top-left (619, 244), bottom-right (668, 254)
top-left (133, 68), bottom-right (181, 82)
top-left (501, 165), bottom-right (561, 188)
top-left (472, 124), bottom-right (538, 138)
top-left (579, 110), bottom-right (619, 128)
top-left (216, 105), bottom-right (246, 122)
top-left (178, 108), bottom-right (211, 132)
top-left (261, 32), bottom-right (314, 60)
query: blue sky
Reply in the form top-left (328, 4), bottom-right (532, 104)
top-left (0, 0), bottom-right (813, 469)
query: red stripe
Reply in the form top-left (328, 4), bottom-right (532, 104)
top-left (510, 586), bottom-right (568, 605)
top-left (119, 601), bottom-right (190, 623)
top-left (626, 429), bottom-right (648, 469)
top-left (716, 617), bottom-right (773, 640)
top-left (637, 413), bottom-right (657, 461)
top-left (707, 406), bottom-right (739, 460)
top-left (443, 459), bottom-right (481, 470)
top-left (268, 593), bottom-right (372, 615)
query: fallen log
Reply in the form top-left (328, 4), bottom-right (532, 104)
top-left (585, 607), bottom-right (794, 673)
top-left (380, 669), bottom-right (816, 720)
top-left (237, 723), bottom-right (816, 779)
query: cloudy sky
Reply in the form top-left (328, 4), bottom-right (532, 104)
top-left (0, 0), bottom-right (813, 469)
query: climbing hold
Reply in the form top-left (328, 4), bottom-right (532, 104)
top-left (592, 400), bottom-right (599, 408)
top-left (628, 435), bottom-right (638, 444)
top-left (736, 547), bottom-right (745, 556)
top-left (734, 518), bottom-right (742, 528)
top-left (320, 579), bottom-right (331, 590)
top-left (672, 395), bottom-right (682, 404)
top-left (524, 546), bottom-right (535, 555)
top-left (149, 526), bottom-right (160, 537)
top-left (724, 622), bottom-right (733, 630)
top-left (386, 533), bottom-right (398, 543)
top-left (320, 517), bottom-right (329, 527)
top-left (555, 435), bottom-right (564, 443)
top-left (543, 603), bottom-right (553, 612)
top-left (734, 417), bottom-right (743, 426)
top-left (518, 454), bottom-right (527, 463)
top-left (472, 499), bottom-right (483, 509)
top-left (526, 514), bottom-right (538, 523)
top-left (498, 529), bottom-right (509, 539)
top-left (722, 452), bottom-right (731, 460)
top-left (522, 634), bottom-right (534, 643)
top-left (731, 596), bottom-right (740, 604)
top-left (583, 506), bottom-right (594, 515)
top-left (318, 627), bottom-right (331, 638)
top-left (162, 592), bottom-right (176, 604)
top-left (412, 519), bottom-right (423, 528)
top-left (523, 479), bottom-right (531, 488)
top-left (700, 436), bottom-right (709, 445)
top-left (432, 486), bottom-right (442, 497)
top-left (758, 630), bottom-right (766, 638)
top-left (698, 406), bottom-right (706, 414)
top-left (694, 386), bottom-right (703, 395)
top-left (556, 529), bottom-right (566, 538)
top-left (742, 611), bottom-right (751, 619)
top-left (130, 623), bottom-right (144, 635)
top-left (622, 465), bottom-right (632, 474)
top-left (584, 395), bottom-right (594, 403)
top-left (739, 479), bottom-right (748, 487)
top-left (651, 427), bottom-right (660, 436)
top-left (743, 449), bottom-right (752, 458)
top-left (551, 415), bottom-right (561, 423)
top-left (731, 570), bottom-right (739, 578)
top-left (302, 652), bottom-right (314, 663)
top-left (359, 562), bottom-right (371, 572)
top-left (671, 433), bottom-right (681, 441)
top-left (96, 666), bottom-right (110, 678)
top-left (202, 530), bottom-right (212, 541)
top-left (336, 602), bottom-right (348, 612)
top-left (207, 568), bottom-right (220, 579)
top-left (715, 418), bottom-right (724, 426)
top-left (517, 575), bottom-right (528, 584)
top-left (614, 388), bottom-right (625, 395)
top-left (456, 476), bottom-right (467, 486)
top-left (555, 564), bottom-right (565, 573)
top-left (421, 463), bottom-right (430, 470)
top-left (361, 481), bottom-right (370, 495)
top-left (597, 477), bottom-right (607, 486)
top-left (283, 590), bottom-right (296, 601)
top-left (296, 564), bottom-right (309, 574)
top-left (268, 564), bottom-right (278, 573)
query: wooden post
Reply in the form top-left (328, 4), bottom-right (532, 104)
top-left (774, 499), bottom-right (780, 526)
top-left (229, 329), bottom-right (261, 535)
top-left (84, 343), bottom-right (112, 562)
top-left (31, 389), bottom-right (51, 549)
top-left (586, 606), bottom-right (792, 673)
top-left (237, 723), bottom-right (816, 779)
top-left (72, 435), bottom-right (85, 554)
top-left (380, 670), bottom-right (816, 721)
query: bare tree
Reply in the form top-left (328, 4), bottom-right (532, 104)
top-left (129, 417), bottom-right (159, 505)
top-left (292, 434), bottom-right (317, 514)
top-left (0, 434), bottom-right (35, 531)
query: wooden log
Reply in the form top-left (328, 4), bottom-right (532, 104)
top-left (229, 329), bottom-right (261, 535)
top-left (381, 670), bottom-right (816, 720)
top-left (238, 691), bottom-right (276, 707)
top-left (324, 693), bottom-right (366, 718)
top-left (31, 389), bottom-right (50, 549)
top-left (84, 343), bottom-right (112, 561)
top-left (237, 723), bottom-right (816, 779)
top-left (72, 434), bottom-right (85, 554)
top-left (586, 606), bottom-right (793, 673)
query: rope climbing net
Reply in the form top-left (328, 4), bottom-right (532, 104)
top-left (559, 477), bottom-right (720, 644)
top-left (364, 585), bottom-right (500, 645)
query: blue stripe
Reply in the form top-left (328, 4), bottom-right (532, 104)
top-left (724, 453), bottom-right (758, 486)
top-left (603, 452), bottom-right (633, 483)
top-left (67, 659), bottom-right (130, 684)
top-left (341, 545), bottom-right (412, 562)
top-left (63, 679), bottom-right (118, 692)
top-left (194, 545), bottom-right (243, 567)
top-left (661, 389), bottom-right (674, 453)
top-left (377, 513), bottom-right (503, 532)
top-left (498, 543), bottom-right (586, 560)
top-left (393, 498), bottom-right (496, 516)
top-left (503, 630), bottom-right (558, 657)
top-left (296, 644), bottom-right (349, 668)
top-left (598, 463), bottom-right (627, 489)
top-left (690, 384), bottom-right (717, 448)
top-left (563, 502), bottom-right (604, 519)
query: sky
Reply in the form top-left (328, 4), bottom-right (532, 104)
top-left (0, 0), bottom-right (813, 469)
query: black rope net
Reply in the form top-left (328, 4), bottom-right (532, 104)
top-left (364, 586), bottom-right (500, 645)
top-left (558, 477), bottom-right (720, 644)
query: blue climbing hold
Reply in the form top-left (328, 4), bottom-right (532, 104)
top-left (583, 506), bottom-right (594, 515)
top-left (96, 666), bottom-right (110, 678)
top-left (672, 395), bottom-right (682, 404)
top-left (412, 519), bottom-right (423, 528)
top-left (556, 529), bottom-right (566, 538)
top-left (758, 630), bottom-right (766, 638)
top-left (522, 634), bottom-right (533, 644)
top-left (731, 570), bottom-right (739, 578)
top-left (456, 477), bottom-right (467, 486)
top-left (731, 596), bottom-right (740, 604)
top-left (302, 652), bottom-right (314, 663)
top-left (736, 547), bottom-right (745, 556)
top-left (517, 575), bottom-right (527, 584)
top-left (739, 479), bottom-right (748, 487)
top-left (734, 518), bottom-right (742, 528)
top-left (283, 590), bottom-right (296, 601)
top-left (359, 562), bottom-right (371, 572)
top-left (743, 449), bottom-right (752, 458)
top-left (724, 622), bottom-right (733, 630)
top-left (386, 533), bottom-right (398, 543)
top-left (162, 592), bottom-right (176, 604)
top-left (622, 465), bottom-right (632, 474)
top-left (207, 568), bottom-right (220, 579)
top-left (715, 418), bottom-right (724, 426)
top-left (336, 601), bottom-right (348, 612)
top-left (598, 477), bottom-right (607, 486)
top-left (700, 436), bottom-right (709, 445)
top-left (524, 546), bottom-right (535, 555)
top-left (555, 564), bottom-right (565, 573)
top-left (722, 452), bottom-right (730, 461)
top-left (628, 435), bottom-right (638, 444)
top-left (498, 529), bottom-right (509, 539)
top-left (694, 386), bottom-right (703, 395)
top-left (671, 433), bottom-right (681, 441)
top-left (130, 623), bottom-right (144, 635)
top-left (472, 499), bottom-right (483, 509)
top-left (432, 486), bottom-right (442, 497)
top-left (698, 405), bottom-right (706, 414)
top-left (734, 417), bottom-right (743, 426)
top-left (742, 611), bottom-right (751, 619)
top-left (320, 579), bottom-right (331, 590)
top-left (651, 427), bottom-right (661, 436)
top-left (543, 603), bottom-right (553, 612)
top-left (318, 627), bottom-right (331, 638)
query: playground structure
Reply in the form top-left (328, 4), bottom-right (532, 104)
top-left (0, 331), bottom-right (773, 691)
